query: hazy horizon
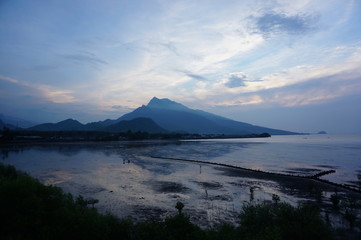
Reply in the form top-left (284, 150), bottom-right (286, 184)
top-left (1, 1), bottom-right (361, 134)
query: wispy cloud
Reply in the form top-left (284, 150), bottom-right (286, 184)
top-left (110, 104), bottom-right (134, 111)
top-left (62, 51), bottom-right (107, 66)
top-left (0, 75), bottom-right (76, 104)
top-left (0, 75), bottom-right (20, 84)
top-left (250, 11), bottom-right (319, 37)
top-left (37, 86), bottom-right (76, 104)
top-left (211, 95), bottom-right (264, 106)
top-left (265, 72), bottom-right (361, 107)
top-left (188, 73), bottom-right (206, 81)
top-left (177, 70), bottom-right (208, 82)
top-left (204, 70), bottom-right (361, 108)
top-left (187, 43), bottom-right (361, 107)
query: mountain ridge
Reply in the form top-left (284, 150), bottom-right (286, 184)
top-left (0, 114), bottom-right (38, 128)
top-left (28, 117), bottom-right (166, 133)
top-left (0, 119), bottom-right (20, 130)
top-left (117, 97), bottom-right (297, 135)
top-left (24, 97), bottom-right (298, 135)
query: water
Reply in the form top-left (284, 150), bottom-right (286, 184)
top-left (184, 134), bottom-right (361, 185)
top-left (1, 134), bottom-right (360, 226)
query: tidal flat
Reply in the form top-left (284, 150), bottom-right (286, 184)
top-left (1, 135), bottom-right (361, 229)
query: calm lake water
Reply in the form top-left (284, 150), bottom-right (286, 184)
top-left (1, 134), bottom-right (360, 226)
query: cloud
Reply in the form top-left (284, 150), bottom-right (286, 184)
top-left (250, 11), bottom-right (318, 37)
top-left (62, 51), bottom-right (107, 66)
top-left (159, 41), bottom-right (180, 56)
top-left (226, 74), bottom-right (247, 88)
top-left (186, 73), bottom-right (207, 81)
top-left (205, 70), bottom-right (361, 108)
top-left (0, 75), bottom-right (19, 84)
top-left (0, 75), bottom-right (76, 104)
top-left (111, 105), bottom-right (133, 111)
top-left (187, 43), bottom-right (361, 108)
top-left (211, 95), bottom-right (264, 106)
top-left (179, 70), bottom-right (208, 82)
top-left (111, 105), bottom-right (123, 109)
top-left (269, 71), bottom-right (361, 107)
top-left (224, 72), bottom-right (261, 88)
top-left (37, 86), bottom-right (76, 104)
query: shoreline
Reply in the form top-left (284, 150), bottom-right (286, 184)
top-left (1, 130), bottom-right (272, 143)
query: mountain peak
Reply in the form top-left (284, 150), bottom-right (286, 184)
top-left (146, 97), bottom-right (189, 111)
top-left (58, 118), bottom-right (80, 124)
top-left (118, 97), bottom-right (297, 135)
top-left (147, 97), bottom-right (170, 106)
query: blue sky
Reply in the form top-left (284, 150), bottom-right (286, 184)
top-left (1, 0), bottom-right (361, 133)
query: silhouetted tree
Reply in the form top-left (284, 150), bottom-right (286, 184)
top-left (87, 198), bottom-right (99, 209)
top-left (249, 186), bottom-right (255, 202)
top-left (175, 201), bottom-right (184, 215)
top-left (272, 194), bottom-right (280, 204)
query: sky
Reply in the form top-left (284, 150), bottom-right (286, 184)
top-left (1, 0), bottom-right (361, 134)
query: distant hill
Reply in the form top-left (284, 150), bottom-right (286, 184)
top-left (116, 97), bottom-right (297, 135)
top-left (27, 117), bottom-right (166, 133)
top-left (0, 119), bottom-right (20, 130)
top-left (28, 119), bottom-right (86, 131)
top-left (0, 114), bottom-right (38, 128)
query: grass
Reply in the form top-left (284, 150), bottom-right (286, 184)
top-left (0, 163), bottom-right (339, 240)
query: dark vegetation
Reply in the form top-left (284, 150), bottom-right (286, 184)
top-left (0, 163), bottom-right (341, 240)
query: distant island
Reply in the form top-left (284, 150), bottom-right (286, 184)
top-left (318, 131), bottom-right (327, 134)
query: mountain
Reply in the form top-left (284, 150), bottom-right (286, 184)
top-left (147, 97), bottom-right (190, 111)
top-left (25, 97), bottom-right (298, 135)
top-left (27, 117), bottom-right (166, 133)
top-left (28, 119), bottom-right (86, 131)
top-left (116, 97), bottom-right (297, 135)
top-left (0, 119), bottom-right (20, 130)
top-left (104, 118), bottom-right (166, 133)
top-left (0, 114), bottom-right (38, 128)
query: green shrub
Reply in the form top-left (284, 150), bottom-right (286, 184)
top-left (164, 214), bottom-right (205, 240)
top-left (238, 202), bottom-right (333, 240)
top-left (0, 164), bottom-right (131, 240)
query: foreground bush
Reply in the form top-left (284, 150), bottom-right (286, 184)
top-left (0, 164), bottom-right (133, 240)
top-left (0, 164), bottom-right (335, 240)
top-left (239, 202), bottom-right (333, 240)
